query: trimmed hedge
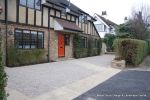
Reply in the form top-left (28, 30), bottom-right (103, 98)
top-left (0, 37), bottom-right (7, 99)
top-left (146, 39), bottom-right (150, 53)
top-left (7, 47), bottom-right (46, 67)
top-left (113, 38), bottom-right (149, 65)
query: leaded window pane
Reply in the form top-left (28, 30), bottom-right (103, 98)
top-left (23, 30), bottom-right (30, 48)
top-left (15, 30), bottom-right (23, 48)
top-left (27, 0), bottom-right (34, 8)
top-left (15, 29), bottom-right (44, 49)
top-left (31, 31), bottom-right (37, 48)
top-left (38, 32), bottom-right (44, 48)
top-left (35, 0), bottom-right (41, 10)
top-left (20, 0), bottom-right (26, 6)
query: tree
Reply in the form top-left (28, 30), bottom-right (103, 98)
top-left (103, 34), bottom-right (116, 52)
top-left (117, 4), bottom-right (150, 40)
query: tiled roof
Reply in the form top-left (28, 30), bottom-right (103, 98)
top-left (47, 0), bottom-right (83, 13)
top-left (96, 14), bottom-right (118, 27)
top-left (46, 0), bottom-right (95, 20)
top-left (55, 18), bottom-right (82, 32)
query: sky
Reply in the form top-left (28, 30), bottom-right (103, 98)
top-left (71, 0), bottom-right (150, 24)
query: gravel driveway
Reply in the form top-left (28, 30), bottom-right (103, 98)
top-left (6, 55), bottom-right (114, 98)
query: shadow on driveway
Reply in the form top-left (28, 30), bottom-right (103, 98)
top-left (74, 70), bottom-right (150, 100)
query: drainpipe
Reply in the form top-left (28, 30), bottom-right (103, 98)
top-left (48, 20), bottom-right (50, 62)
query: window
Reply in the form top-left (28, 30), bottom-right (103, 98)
top-left (35, 0), bottom-right (41, 10)
top-left (65, 34), bottom-right (70, 45)
top-left (30, 31), bottom-right (38, 48)
top-left (19, 0), bottom-right (41, 10)
top-left (95, 24), bottom-right (104, 32)
top-left (80, 37), bottom-right (88, 48)
top-left (15, 29), bottom-right (44, 49)
top-left (27, 0), bottom-right (34, 8)
top-left (79, 15), bottom-right (84, 23)
top-left (20, 0), bottom-right (27, 6)
top-left (22, 30), bottom-right (30, 48)
top-left (79, 14), bottom-right (88, 23)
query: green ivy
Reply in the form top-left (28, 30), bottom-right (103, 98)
top-left (73, 34), bottom-right (102, 58)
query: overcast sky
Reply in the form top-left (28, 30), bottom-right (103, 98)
top-left (71, 0), bottom-right (150, 24)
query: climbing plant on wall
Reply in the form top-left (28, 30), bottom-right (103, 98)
top-left (73, 34), bottom-right (102, 58)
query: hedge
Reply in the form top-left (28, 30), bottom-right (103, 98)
top-left (0, 37), bottom-right (7, 99)
top-left (7, 47), bottom-right (46, 67)
top-left (146, 39), bottom-right (150, 53)
top-left (113, 38), bottom-right (149, 65)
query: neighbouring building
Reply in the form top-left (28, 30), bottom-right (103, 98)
top-left (93, 13), bottom-right (118, 38)
top-left (0, 0), bottom-right (101, 66)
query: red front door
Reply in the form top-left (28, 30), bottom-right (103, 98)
top-left (58, 33), bottom-right (65, 57)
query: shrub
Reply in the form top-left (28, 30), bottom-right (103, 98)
top-left (0, 37), bottom-right (7, 99)
top-left (113, 38), bottom-right (149, 65)
top-left (103, 34), bottom-right (116, 52)
top-left (7, 47), bottom-right (46, 67)
top-left (73, 34), bottom-right (88, 58)
top-left (88, 36), bottom-right (101, 56)
top-left (146, 39), bottom-right (150, 53)
top-left (73, 34), bottom-right (101, 58)
top-left (116, 33), bottom-right (134, 39)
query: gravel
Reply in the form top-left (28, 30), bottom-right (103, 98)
top-left (6, 55), bottom-right (114, 98)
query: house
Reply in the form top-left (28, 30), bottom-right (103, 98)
top-left (93, 13), bottom-right (118, 38)
top-left (0, 0), bottom-right (101, 66)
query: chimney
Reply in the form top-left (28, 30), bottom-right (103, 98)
top-left (102, 11), bottom-right (107, 19)
top-left (124, 17), bottom-right (128, 23)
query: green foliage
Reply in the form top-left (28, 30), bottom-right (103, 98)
top-left (97, 39), bottom-right (102, 55)
top-left (73, 34), bottom-right (88, 58)
top-left (146, 39), bottom-right (150, 53)
top-left (103, 34), bottom-right (116, 52)
top-left (0, 38), bottom-right (7, 100)
top-left (113, 39), bottom-right (149, 65)
top-left (7, 47), bottom-right (46, 67)
top-left (73, 34), bottom-right (101, 58)
top-left (116, 24), bottom-right (132, 34)
top-left (88, 36), bottom-right (101, 56)
top-left (116, 20), bottom-right (150, 40)
top-left (116, 33), bottom-right (134, 39)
